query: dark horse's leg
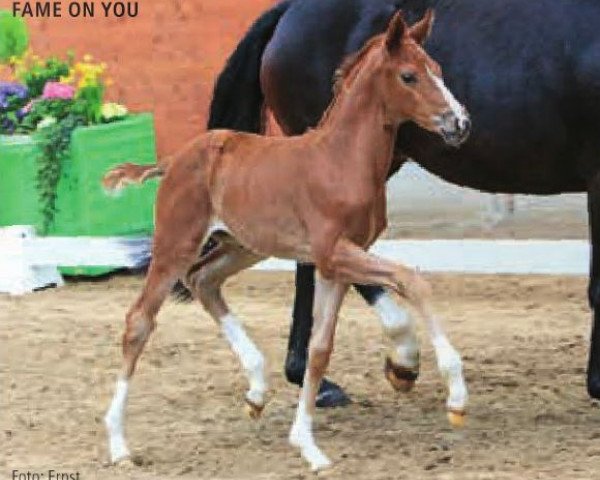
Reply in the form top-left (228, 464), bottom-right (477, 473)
top-left (587, 175), bottom-right (600, 399)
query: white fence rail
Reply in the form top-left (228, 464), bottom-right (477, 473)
top-left (0, 226), bottom-right (589, 296)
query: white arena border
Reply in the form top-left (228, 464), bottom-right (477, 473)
top-left (0, 226), bottom-right (590, 295)
top-left (256, 239), bottom-right (589, 276)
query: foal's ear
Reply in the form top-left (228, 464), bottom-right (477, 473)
top-left (409, 8), bottom-right (435, 45)
top-left (385, 11), bottom-right (408, 54)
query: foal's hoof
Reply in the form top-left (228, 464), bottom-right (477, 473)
top-left (309, 454), bottom-right (333, 472)
top-left (384, 357), bottom-right (418, 393)
top-left (244, 398), bottom-right (265, 419)
top-left (447, 408), bottom-right (467, 428)
top-left (107, 454), bottom-right (134, 469)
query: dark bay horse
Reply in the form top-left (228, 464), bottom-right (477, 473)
top-left (207, 0), bottom-right (600, 404)
top-left (103, 12), bottom-right (469, 470)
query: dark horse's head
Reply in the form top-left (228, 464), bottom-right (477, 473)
top-left (377, 10), bottom-right (470, 146)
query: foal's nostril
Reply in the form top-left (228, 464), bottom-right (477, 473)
top-left (460, 117), bottom-right (472, 134)
top-left (438, 110), bottom-right (471, 146)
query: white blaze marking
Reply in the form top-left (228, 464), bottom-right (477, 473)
top-left (221, 314), bottom-right (266, 405)
top-left (105, 378), bottom-right (131, 463)
top-left (427, 67), bottom-right (467, 124)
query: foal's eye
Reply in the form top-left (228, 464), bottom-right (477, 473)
top-left (400, 72), bottom-right (418, 85)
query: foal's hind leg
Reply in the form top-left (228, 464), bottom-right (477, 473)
top-left (185, 236), bottom-right (268, 417)
top-left (321, 238), bottom-right (468, 427)
top-left (289, 274), bottom-right (348, 470)
top-left (105, 177), bottom-right (210, 463)
top-left (104, 255), bottom-right (193, 463)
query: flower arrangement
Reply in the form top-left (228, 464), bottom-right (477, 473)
top-left (2, 50), bottom-right (128, 135)
top-left (1, 46), bottom-right (129, 233)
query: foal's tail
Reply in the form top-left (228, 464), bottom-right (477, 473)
top-left (207, 0), bottom-right (292, 132)
top-left (102, 163), bottom-right (164, 193)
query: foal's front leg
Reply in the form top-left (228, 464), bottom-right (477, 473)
top-left (326, 239), bottom-right (468, 427)
top-left (289, 275), bottom-right (348, 470)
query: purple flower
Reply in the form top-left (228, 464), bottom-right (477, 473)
top-left (0, 82), bottom-right (29, 110)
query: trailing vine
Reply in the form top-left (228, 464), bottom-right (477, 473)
top-left (35, 114), bottom-right (84, 233)
top-left (1, 32), bottom-right (129, 234)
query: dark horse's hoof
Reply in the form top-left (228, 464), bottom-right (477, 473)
top-left (316, 379), bottom-right (351, 408)
top-left (588, 375), bottom-right (600, 400)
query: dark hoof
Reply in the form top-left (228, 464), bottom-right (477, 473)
top-left (384, 357), bottom-right (418, 393)
top-left (285, 351), bottom-right (306, 387)
top-left (316, 379), bottom-right (351, 408)
top-left (588, 376), bottom-right (600, 400)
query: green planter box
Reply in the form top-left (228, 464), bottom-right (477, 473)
top-left (0, 113), bottom-right (158, 275)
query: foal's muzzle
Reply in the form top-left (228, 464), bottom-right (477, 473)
top-left (437, 110), bottom-right (471, 147)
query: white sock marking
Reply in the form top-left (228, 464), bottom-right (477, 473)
top-left (289, 399), bottom-right (331, 471)
top-left (104, 378), bottom-right (131, 463)
top-left (221, 314), bottom-right (266, 405)
top-left (432, 334), bottom-right (468, 411)
top-left (375, 293), bottom-right (419, 368)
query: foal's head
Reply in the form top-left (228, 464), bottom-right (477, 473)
top-left (373, 10), bottom-right (470, 146)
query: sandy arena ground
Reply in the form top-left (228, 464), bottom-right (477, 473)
top-left (3, 272), bottom-right (600, 479)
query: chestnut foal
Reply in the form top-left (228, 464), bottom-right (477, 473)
top-left (103, 10), bottom-right (470, 471)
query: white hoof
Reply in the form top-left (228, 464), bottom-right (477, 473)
top-left (105, 417), bottom-right (131, 464)
top-left (110, 445), bottom-right (131, 465)
top-left (306, 448), bottom-right (332, 471)
top-left (110, 438), bottom-right (131, 464)
top-left (290, 430), bottom-right (331, 471)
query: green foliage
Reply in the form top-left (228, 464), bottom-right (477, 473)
top-left (19, 57), bottom-right (70, 97)
top-left (35, 114), bottom-right (85, 233)
top-left (73, 84), bottom-right (105, 124)
top-left (19, 99), bottom-right (72, 132)
top-left (0, 10), bottom-right (29, 63)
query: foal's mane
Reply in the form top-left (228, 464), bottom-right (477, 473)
top-left (317, 36), bottom-right (383, 127)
